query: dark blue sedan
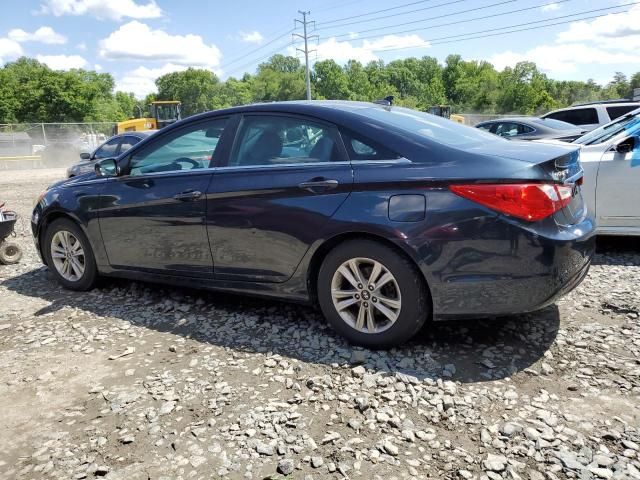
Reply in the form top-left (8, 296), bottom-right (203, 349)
top-left (32, 101), bottom-right (595, 347)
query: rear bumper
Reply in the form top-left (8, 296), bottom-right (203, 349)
top-left (425, 214), bottom-right (595, 320)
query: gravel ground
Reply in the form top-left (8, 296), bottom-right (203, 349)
top-left (0, 168), bottom-right (639, 480)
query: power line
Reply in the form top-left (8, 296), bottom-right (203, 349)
top-left (316, 0), bottom-right (472, 30)
top-left (224, 42), bottom-right (294, 77)
top-left (324, 5), bottom-right (635, 58)
top-left (316, 0), bottom-right (437, 26)
top-left (318, 1), bottom-right (636, 51)
top-left (325, 0), bottom-right (567, 40)
top-left (219, 27), bottom-right (294, 71)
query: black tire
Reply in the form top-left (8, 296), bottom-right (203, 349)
top-left (317, 239), bottom-right (430, 348)
top-left (43, 218), bottom-right (97, 291)
top-left (0, 241), bottom-right (23, 265)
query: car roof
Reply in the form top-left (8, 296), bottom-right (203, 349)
top-left (478, 117), bottom-right (537, 124)
top-left (126, 130), bottom-right (157, 137)
top-left (546, 102), bottom-right (640, 113)
top-left (571, 99), bottom-right (640, 107)
top-left (185, 100), bottom-right (395, 120)
top-left (476, 117), bottom-right (578, 128)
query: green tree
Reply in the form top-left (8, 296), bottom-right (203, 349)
top-left (251, 55), bottom-right (306, 102)
top-left (313, 60), bottom-right (350, 100)
top-left (156, 68), bottom-right (220, 117)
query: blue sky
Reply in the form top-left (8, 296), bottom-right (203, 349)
top-left (1, 0), bottom-right (638, 97)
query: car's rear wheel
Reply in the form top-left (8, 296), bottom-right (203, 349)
top-left (44, 219), bottom-right (97, 290)
top-left (317, 240), bottom-right (429, 348)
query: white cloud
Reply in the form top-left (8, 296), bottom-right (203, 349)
top-left (36, 54), bottom-right (88, 70)
top-left (488, 6), bottom-right (640, 77)
top-left (240, 31), bottom-right (263, 44)
top-left (94, 63), bottom-right (102, 71)
top-left (307, 34), bottom-right (429, 64)
top-left (541, 2), bottom-right (561, 12)
top-left (99, 21), bottom-right (222, 68)
top-left (489, 44), bottom-right (640, 76)
top-left (0, 38), bottom-right (23, 64)
top-left (76, 42), bottom-right (87, 50)
top-left (364, 34), bottom-right (429, 52)
top-left (116, 63), bottom-right (188, 98)
top-left (8, 26), bottom-right (66, 44)
top-left (39, 0), bottom-right (162, 21)
top-left (556, 5), bottom-right (640, 51)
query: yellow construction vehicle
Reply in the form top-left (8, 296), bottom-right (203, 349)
top-left (115, 101), bottom-right (182, 134)
top-left (427, 105), bottom-right (465, 124)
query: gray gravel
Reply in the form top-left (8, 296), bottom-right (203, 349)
top-left (1, 168), bottom-right (639, 480)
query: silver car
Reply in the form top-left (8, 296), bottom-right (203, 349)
top-left (572, 108), bottom-right (640, 236)
top-left (66, 131), bottom-right (157, 178)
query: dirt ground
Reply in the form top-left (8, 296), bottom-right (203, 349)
top-left (0, 168), bottom-right (638, 480)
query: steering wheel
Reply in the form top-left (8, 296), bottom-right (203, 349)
top-left (174, 157), bottom-right (200, 169)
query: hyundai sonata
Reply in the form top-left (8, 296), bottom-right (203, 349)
top-left (32, 101), bottom-right (595, 347)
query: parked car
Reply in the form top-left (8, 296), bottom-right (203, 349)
top-left (32, 101), bottom-right (595, 347)
top-left (541, 100), bottom-right (640, 131)
top-left (546, 107), bottom-right (640, 236)
top-left (475, 117), bottom-right (584, 142)
top-left (66, 131), bottom-right (157, 178)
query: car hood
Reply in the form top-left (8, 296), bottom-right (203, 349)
top-left (466, 139), bottom-right (578, 163)
top-left (50, 171), bottom-right (96, 189)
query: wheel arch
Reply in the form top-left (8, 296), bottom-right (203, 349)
top-left (306, 231), bottom-right (432, 311)
top-left (38, 210), bottom-right (89, 266)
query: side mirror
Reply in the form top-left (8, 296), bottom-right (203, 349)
top-left (80, 152), bottom-right (91, 160)
top-left (95, 158), bottom-right (120, 177)
top-left (614, 137), bottom-right (636, 154)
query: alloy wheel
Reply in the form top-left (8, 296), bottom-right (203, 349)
top-left (50, 230), bottom-right (85, 281)
top-left (330, 257), bottom-right (402, 334)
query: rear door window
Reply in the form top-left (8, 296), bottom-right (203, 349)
top-left (546, 108), bottom-right (598, 126)
top-left (606, 105), bottom-right (639, 121)
top-left (340, 130), bottom-right (400, 161)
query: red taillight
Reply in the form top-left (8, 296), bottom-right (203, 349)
top-left (450, 183), bottom-right (574, 222)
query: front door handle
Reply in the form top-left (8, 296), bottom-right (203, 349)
top-left (298, 178), bottom-right (339, 193)
top-left (173, 190), bottom-right (202, 201)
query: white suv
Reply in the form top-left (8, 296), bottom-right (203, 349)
top-left (541, 101), bottom-right (639, 131)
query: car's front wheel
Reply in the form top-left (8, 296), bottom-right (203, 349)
top-left (44, 219), bottom-right (97, 290)
top-left (317, 240), bottom-right (429, 348)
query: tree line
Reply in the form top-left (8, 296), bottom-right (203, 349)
top-left (1, 55), bottom-right (639, 124)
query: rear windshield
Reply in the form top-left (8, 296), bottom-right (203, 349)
top-left (531, 118), bottom-right (578, 130)
top-left (355, 106), bottom-right (504, 148)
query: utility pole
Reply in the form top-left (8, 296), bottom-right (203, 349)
top-left (294, 11), bottom-right (317, 101)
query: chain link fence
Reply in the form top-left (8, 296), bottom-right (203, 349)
top-left (0, 123), bottom-right (116, 170)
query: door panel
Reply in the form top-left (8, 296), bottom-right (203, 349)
top-left (596, 145), bottom-right (640, 228)
top-left (206, 113), bottom-right (353, 283)
top-left (98, 171), bottom-right (214, 275)
top-left (97, 117), bottom-right (230, 276)
top-left (207, 164), bottom-right (352, 282)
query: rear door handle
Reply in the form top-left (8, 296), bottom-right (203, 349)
top-left (173, 190), bottom-right (202, 201)
top-left (298, 179), bottom-right (339, 192)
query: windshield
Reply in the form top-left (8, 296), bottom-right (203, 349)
top-left (356, 106), bottom-right (504, 148)
top-left (531, 118), bottom-right (578, 130)
top-left (574, 109), bottom-right (640, 145)
top-left (155, 104), bottom-right (179, 121)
